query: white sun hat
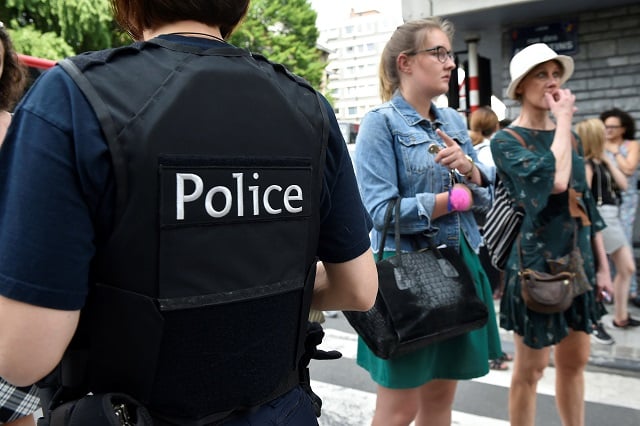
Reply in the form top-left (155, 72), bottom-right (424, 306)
top-left (506, 43), bottom-right (574, 100)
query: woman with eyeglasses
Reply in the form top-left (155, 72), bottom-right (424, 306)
top-left (354, 18), bottom-right (501, 426)
top-left (600, 107), bottom-right (640, 309)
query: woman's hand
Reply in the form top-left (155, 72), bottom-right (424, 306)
top-left (545, 88), bottom-right (577, 122)
top-left (596, 268), bottom-right (614, 300)
top-left (434, 128), bottom-right (474, 176)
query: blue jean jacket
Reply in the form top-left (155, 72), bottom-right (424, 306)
top-left (354, 94), bottom-right (495, 254)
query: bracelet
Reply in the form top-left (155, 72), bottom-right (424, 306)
top-left (461, 155), bottom-right (475, 179)
top-left (447, 187), bottom-right (453, 212)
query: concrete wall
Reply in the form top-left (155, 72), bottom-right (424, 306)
top-left (503, 4), bottom-right (640, 133)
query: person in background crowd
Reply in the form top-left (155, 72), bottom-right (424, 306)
top-left (0, 1), bottom-right (377, 424)
top-left (355, 17), bottom-right (501, 426)
top-left (499, 118), bottom-right (513, 130)
top-left (469, 106), bottom-right (499, 168)
top-left (0, 21), bottom-right (27, 139)
top-left (578, 118), bottom-right (639, 335)
top-left (491, 43), bottom-right (613, 426)
top-left (0, 21), bottom-right (40, 426)
top-left (600, 107), bottom-right (640, 308)
top-left (469, 106), bottom-right (513, 371)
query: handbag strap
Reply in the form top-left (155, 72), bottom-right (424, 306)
top-left (377, 197), bottom-right (436, 259)
top-left (394, 198), bottom-right (402, 254)
top-left (376, 198), bottom-right (398, 262)
top-left (502, 127), bottom-right (526, 148)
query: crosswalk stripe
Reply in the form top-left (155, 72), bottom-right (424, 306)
top-left (319, 327), bottom-right (640, 410)
top-left (311, 379), bottom-right (510, 426)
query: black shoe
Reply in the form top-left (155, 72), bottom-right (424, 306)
top-left (591, 322), bottom-right (615, 345)
top-left (612, 316), bottom-right (640, 329)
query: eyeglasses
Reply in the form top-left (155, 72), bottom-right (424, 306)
top-left (604, 125), bottom-right (622, 130)
top-left (408, 46), bottom-right (455, 64)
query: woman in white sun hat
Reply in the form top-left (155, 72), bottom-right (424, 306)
top-left (490, 43), bottom-right (613, 426)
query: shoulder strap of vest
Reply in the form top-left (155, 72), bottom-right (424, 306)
top-left (58, 58), bottom-right (129, 220)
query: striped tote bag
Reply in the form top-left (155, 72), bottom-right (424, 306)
top-left (482, 176), bottom-right (524, 270)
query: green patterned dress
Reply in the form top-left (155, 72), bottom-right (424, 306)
top-left (491, 127), bottom-right (605, 349)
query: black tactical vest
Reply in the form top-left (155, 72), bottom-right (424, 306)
top-left (56, 39), bottom-right (328, 424)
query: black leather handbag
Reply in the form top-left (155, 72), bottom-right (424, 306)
top-left (343, 198), bottom-right (489, 359)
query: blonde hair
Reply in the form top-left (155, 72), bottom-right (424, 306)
top-left (469, 107), bottom-right (499, 146)
top-left (378, 17), bottom-right (455, 102)
top-left (575, 118), bottom-right (606, 160)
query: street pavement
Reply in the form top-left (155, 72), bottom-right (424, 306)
top-left (504, 299), bottom-right (640, 374)
top-left (311, 303), bottom-right (640, 426)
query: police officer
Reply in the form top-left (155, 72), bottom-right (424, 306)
top-left (0, 1), bottom-right (377, 424)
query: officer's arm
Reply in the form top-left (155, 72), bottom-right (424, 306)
top-left (312, 248), bottom-right (377, 312)
top-left (0, 295), bottom-right (79, 387)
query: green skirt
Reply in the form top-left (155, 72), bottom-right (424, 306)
top-left (356, 238), bottom-right (502, 389)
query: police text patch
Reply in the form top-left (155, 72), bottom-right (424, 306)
top-left (159, 157), bottom-right (312, 226)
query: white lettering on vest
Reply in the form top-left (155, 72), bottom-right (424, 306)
top-left (205, 186), bottom-right (233, 218)
top-left (176, 172), bottom-right (304, 220)
top-left (176, 173), bottom-right (204, 220)
top-left (284, 185), bottom-right (303, 213)
top-left (263, 185), bottom-right (282, 214)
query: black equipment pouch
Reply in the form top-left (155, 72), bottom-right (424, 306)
top-left (40, 393), bottom-right (153, 426)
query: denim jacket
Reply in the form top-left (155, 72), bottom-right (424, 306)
top-left (354, 93), bottom-right (495, 254)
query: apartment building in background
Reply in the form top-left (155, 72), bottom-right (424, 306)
top-left (319, 9), bottom-right (403, 125)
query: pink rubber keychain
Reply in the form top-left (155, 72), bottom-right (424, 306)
top-left (448, 186), bottom-right (472, 211)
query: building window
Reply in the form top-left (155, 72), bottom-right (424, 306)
top-left (348, 106), bottom-right (357, 116)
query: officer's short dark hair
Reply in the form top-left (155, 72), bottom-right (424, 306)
top-left (111, 0), bottom-right (251, 41)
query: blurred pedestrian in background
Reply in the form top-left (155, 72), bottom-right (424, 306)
top-left (469, 106), bottom-right (499, 168)
top-left (579, 117), bottom-right (639, 330)
top-left (491, 43), bottom-right (613, 426)
top-left (469, 106), bottom-right (514, 371)
top-left (0, 21), bottom-right (27, 139)
top-left (600, 107), bottom-right (640, 308)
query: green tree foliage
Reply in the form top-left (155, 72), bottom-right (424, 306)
top-left (1, 0), bottom-right (124, 59)
top-left (230, 0), bottom-right (325, 88)
top-left (7, 24), bottom-right (75, 59)
top-left (1, 0), bottom-right (326, 90)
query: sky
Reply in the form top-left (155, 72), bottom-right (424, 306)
top-left (310, 0), bottom-right (402, 30)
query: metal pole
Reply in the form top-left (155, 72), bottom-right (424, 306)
top-left (465, 35), bottom-right (480, 115)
